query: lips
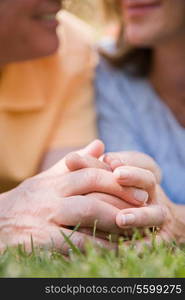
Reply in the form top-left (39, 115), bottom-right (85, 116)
top-left (33, 12), bottom-right (58, 21)
top-left (123, 0), bottom-right (161, 17)
top-left (125, 0), bottom-right (160, 5)
top-left (32, 1), bottom-right (61, 31)
top-left (125, 0), bottom-right (161, 9)
top-left (32, 10), bottom-right (60, 32)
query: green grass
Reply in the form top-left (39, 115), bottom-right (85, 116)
top-left (0, 237), bottom-right (185, 278)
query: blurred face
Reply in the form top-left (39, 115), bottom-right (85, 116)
top-left (0, 0), bottom-right (62, 66)
top-left (120, 0), bottom-right (185, 46)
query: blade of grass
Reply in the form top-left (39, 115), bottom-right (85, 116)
top-left (60, 223), bottom-right (82, 256)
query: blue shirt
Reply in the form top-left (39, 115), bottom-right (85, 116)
top-left (95, 57), bottom-right (185, 204)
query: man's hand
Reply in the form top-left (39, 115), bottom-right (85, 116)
top-left (0, 140), bottom-right (148, 254)
top-left (0, 140), bottom-right (118, 254)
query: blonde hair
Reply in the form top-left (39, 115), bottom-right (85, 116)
top-left (102, 0), bottom-right (121, 18)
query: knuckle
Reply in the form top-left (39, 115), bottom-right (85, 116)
top-left (65, 151), bottom-right (76, 160)
top-left (143, 156), bottom-right (162, 183)
top-left (138, 209), bottom-right (149, 226)
top-left (128, 151), bottom-right (148, 161)
top-left (159, 205), bottom-right (168, 224)
top-left (136, 208), bottom-right (151, 227)
top-left (121, 151), bottom-right (139, 164)
top-left (85, 169), bottom-right (101, 189)
top-left (103, 153), bottom-right (113, 163)
top-left (145, 170), bottom-right (157, 190)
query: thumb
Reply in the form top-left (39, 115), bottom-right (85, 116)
top-left (77, 139), bottom-right (105, 158)
top-left (40, 140), bottom-right (105, 177)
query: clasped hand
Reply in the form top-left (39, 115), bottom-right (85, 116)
top-left (0, 140), bottom-right (177, 254)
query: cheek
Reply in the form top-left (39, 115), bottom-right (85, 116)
top-left (29, 24), bottom-right (60, 54)
top-left (0, 26), bottom-right (59, 65)
top-left (15, 21), bottom-right (59, 60)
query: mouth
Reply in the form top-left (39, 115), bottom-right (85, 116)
top-left (33, 12), bottom-right (59, 30)
top-left (124, 0), bottom-right (161, 17)
top-left (39, 13), bottom-right (57, 21)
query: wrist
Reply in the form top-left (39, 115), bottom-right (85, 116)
top-left (169, 204), bottom-right (185, 244)
top-left (157, 186), bottom-right (185, 243)
top-left (163, 196), bottom-right (185, 243)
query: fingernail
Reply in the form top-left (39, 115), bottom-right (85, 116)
top-left (121, 214), bottom-right (136, 226)
top-left (114, 168), bottom-right (130, 178)
top-left (134, 189), bottom-right (148, 203)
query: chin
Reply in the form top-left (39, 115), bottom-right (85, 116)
top-left (26, 31), bottom-right (60, 61)
top-left (125, 30), bottom-right (156, 47)
top-left (128, 38), bottom-right (153, 47)
top-left (37, 35), bottom-right (60, 57)
top-left (125, 23), bottom-right (168, 47)
top-left (40, 42), bottom-right (59, 58)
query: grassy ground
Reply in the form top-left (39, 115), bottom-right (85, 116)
top-left (0, 236), bottom-right (185, 278)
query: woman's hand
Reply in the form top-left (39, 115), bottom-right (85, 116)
top-left (116, 184), bottom-right (185, 245)
top-left (151, 186), bottom-right (185, 244)
top-left (117, 185), bottom-right (185, 244)
top-left (66, 149), bottom-right (162, 240)
top-left (105, 151), bottom-right (185, 244)
top-left (67, 150), bottom-right (161, 212)
top-left (103, 151), bottom-right (162, 184)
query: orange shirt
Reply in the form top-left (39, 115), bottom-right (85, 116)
top-left (0, 11), bottom-right (97, 192)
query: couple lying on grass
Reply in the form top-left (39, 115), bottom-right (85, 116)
top-left (0, 0), bottom-right (185, 254)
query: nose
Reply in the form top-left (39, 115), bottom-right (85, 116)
top-left (51, 0), bottom-right (62, 5)
top-left (47, 0), bottom-right (62, 8)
